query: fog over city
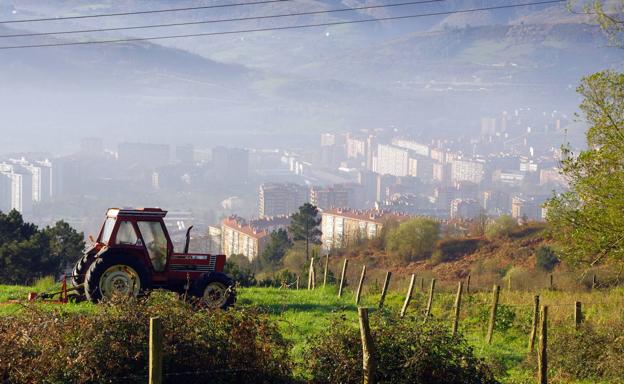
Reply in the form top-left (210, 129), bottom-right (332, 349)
top-left (0, 0), bottom-right (622, 246)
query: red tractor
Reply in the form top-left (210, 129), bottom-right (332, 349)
top-left (71, 208), bottom-right (235, 309)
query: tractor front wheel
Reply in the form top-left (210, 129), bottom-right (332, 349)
top-left (84, 254), bottom-right (151, 302)
top-left (191, 272), bottom-right (236, 309)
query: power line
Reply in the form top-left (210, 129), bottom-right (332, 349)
top-left (0, 0), bottom-right (567, 51)
top-left (0, 0), bottom-right (445, 39)
top-left (0, 0), bottom-right (293, 24)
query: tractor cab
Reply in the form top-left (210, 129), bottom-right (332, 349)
top-left (72, 208), bottom-right (235, 308)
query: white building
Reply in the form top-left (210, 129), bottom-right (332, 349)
top-left (375, 144), bottom-right (409, 177)
top-left (450, 159), bottom-right (485, 184)
top-left (391, 138), bottom-right (430, 157)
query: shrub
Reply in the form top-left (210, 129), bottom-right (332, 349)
top-left (224, 259), bottom-right (256, 287)
top-left (305, 313), bottom-right (498, 384)
top-left (535, 246), bottom-right (559, 272)
top-left (385, 218), bottom-right (440, 264)
top-left (0, 292), bottom-right (292, 383)
top-left (549, 321), bottom-right (624, 381)
top-left (431, 238), bottom-right (482, 265)
top-left (485, 215), bottom-right (517, 240)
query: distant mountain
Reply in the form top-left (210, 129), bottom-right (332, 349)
top-left (0, 0), bottom-right (622, 153)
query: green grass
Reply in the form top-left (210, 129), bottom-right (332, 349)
top-left (2, 282), bottom-right (622, 383)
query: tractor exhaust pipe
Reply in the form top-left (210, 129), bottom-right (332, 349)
top-left (184, 225), bottom-right (194, 254)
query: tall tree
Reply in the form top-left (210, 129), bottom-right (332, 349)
top-left (259, 228), bottom-right (292, 268)
top-left (545, 70), bottom-right (624, 266)
top-left (289, 203), bottom-right (322, 260)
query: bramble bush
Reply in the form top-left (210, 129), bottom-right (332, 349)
top-left (304, 312), bottom-right (499, 384)
top-left (0, 291), bottom-right (292, 384)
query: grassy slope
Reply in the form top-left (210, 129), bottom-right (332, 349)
top-left (1, 283), bottom-right (622, 383)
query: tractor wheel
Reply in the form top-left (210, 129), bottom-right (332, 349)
top-left (84, 254), bottom-right (151, 303)
top-left (191, 272), bottom-right (236, 310)
top-left (71, 253), bottom-right (95, 295)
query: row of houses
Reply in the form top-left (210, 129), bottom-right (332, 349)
top-left (208, 208), bottom-right (408, 262)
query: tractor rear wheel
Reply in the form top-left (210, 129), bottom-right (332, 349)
top-left (191, 272), bottom-right (236, 309)
top-left (84, 254), bottom-right (151, 302)
top-left (71, 253), bottom-right (95, 295)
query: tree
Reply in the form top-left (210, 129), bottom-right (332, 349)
top-left (545, 71), bottom-right (624, 266)
top-left (258, 229), bottom-right (292, 268)
top-left (385, 218), bottom-right (440, 263)
top-left (0, 210), bottom-right (85, 284)
top-left (289, 203), bottom-right (321, 260)
top-left (485, 215), bottom-right (518, 240)
top-left (44, 221), bottom-right (85, 267)
top-left (570, 0), bottom-right (624, 46)
top-left (536, 246), bottom-right (560, 272)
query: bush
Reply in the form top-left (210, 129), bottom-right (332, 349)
top-left (305, 313), bottom-right (498, 384)
top-left (385, 218), bottom-right (440, 264)
top-left (224, 259), bottom-right (256, 287)
top-left (549, 321), bottom-right (624, 381)
top-left (431, 238), bottom-right (482, 265)
top-left (0, 292), bottom-right (292, 383)
top-left (485, 216), bottom-right (517, 240)
top-left (535, 246), bottom-right (559, 272)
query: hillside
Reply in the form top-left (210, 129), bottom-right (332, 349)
top-left (1, 0), bottom-right (623, 152)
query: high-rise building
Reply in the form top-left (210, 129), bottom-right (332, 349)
top-left (0, 170), bottom-right (32, 214)
top-left (375, 144), bottom-right (409, 177)
top-left (511, 195), bottom-right (547, 221)
top-left (310, 184), bottom-right (353, 210)
top-left (482, 190), bottom-right (510, 215)
top-left (450, 159), bottom-right (485, 184)
top-left (391, 138), bottom-right (430, 157)
top-left (259, 183), bottom-right (309, 218)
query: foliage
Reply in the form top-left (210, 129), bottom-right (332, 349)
top-left (545, 71), bottom-right (624, 266)
top-left (224, 259), bottom-right (256, 287)
top-left (289, 203), bottom-right (322, 258)
top-left (549, 321), bottom-right (624, 381)
top-left (485, 215), bottom-right (518, 240)
top-left (385, 217), bottom-right (440, 263)
top-left (258, 228), bottom-right (292, 269)
top-left (431, 237), bottom-right (482, 265)
top-left (305, 313), bottom-right (498, 384)
top-left (535, 246), bottom-right (560, 272)
top-left (572, 0), bottom-right (624, 46)
top-left (43, 220), bottom-right (85, 266)
top-left (0, 210), bottom-right (84, 284)
top-left (0, 292), bottom-right (292, 384)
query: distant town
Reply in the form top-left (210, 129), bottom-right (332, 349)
top-left (1, 107), bottom-right (569, 262)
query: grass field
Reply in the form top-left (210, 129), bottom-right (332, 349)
top-left (1, 281), bottom-right (622, 383)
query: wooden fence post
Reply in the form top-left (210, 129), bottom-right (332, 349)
top-left (549, 274), bottom-right (553, 291)
top-left (508, 274), bottom-right (512, 292)
top-left (400, 274), bottom-right (416, 317)
top-left (528, 295), bottom-right (540, 352)
top-left (323, 254), bottom-right (329, 288)
top-left (296, 275), bottom-right (300, 290)
top-left (466, 274), bottom-right (471, 294)
top-left (592, 274), bottom-right (597, 290)
top-left (420, 277), bottom-right (425, 292)
top-left (574, 301), bottom-right (583, 329)
top-left (338, 259), bottom-right (349, 297)
top-left (355, 265), bottom-right (367, 305)
top-left (358, 308), bottom-right (376, 384)
top-left (537, 306), bottom-right (548, 384)
top-left (486, 284), bottom-right (500, 344)
top-left (452, 281), bottom-right (463, 336)
top-left (308, 257), bottom-right (315, 290)
top-left (423, 278), bottom-right (436, 322)
top-left (378, 271), bottom-right (392, 309)
top-left (149, 317), bottom-right (163, 384)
